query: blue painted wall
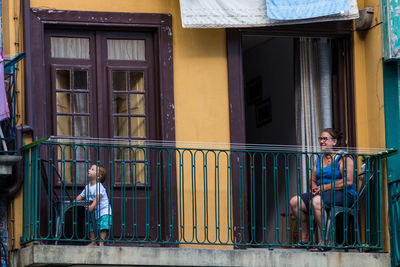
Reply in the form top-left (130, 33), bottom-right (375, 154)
top-left (383, 61), bottom-right (400, 267)
top-left (383, 62), bottom-right (400, 181)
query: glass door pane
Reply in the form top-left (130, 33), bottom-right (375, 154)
top-left (54, 67), bottom-right (92, 183)
top-left (111, 70), bottom-right (146, 139)
top-left (111, 69), bottom-right (147, 185)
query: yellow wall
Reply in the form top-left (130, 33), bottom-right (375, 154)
top-left (353, 0), bottom-right (388, 250)
top-left (29, 0), bottom-right (231, 143)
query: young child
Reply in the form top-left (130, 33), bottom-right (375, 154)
top-left (76, 164), bottom-right (112, 246)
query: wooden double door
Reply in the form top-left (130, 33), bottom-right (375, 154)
top-left (43, 28), bottom-right (165, 242)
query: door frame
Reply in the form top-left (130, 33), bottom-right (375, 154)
top-left (27, 9), bottom-right (177, 245)
top-left (226, 21), bottom-right (357, 245)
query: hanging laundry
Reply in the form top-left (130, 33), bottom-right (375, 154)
top-left (0, 53), bottom-right (10, 121)
top-left (266, 0), bottom-right (350, 20)
top-left (179, 0), bottom-right (358, 28)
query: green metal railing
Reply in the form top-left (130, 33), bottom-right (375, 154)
top-left (0, 53), bottom-right (25, 154)
top-left (20, 139), bottom-right (394, 250)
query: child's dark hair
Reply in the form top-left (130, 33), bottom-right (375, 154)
top-left (94, 164), bottom-right (107, 183)
top-left (321, 128), bottom-right (345, 147)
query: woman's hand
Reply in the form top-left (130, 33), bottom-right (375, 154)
top-left (312, 185), bottom-right (328, 196)
top-left (312, 186), bottom-right (320, 196)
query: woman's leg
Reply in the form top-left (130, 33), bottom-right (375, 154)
top-left (311, 195), bottom-right (328, 245)
top-left (290, 195), bottom-right (310, 243)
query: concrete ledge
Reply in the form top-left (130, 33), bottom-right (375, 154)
top-left (10, 245), bottom-right (390, 267)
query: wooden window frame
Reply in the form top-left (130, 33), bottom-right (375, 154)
top-left (46, 29), bottom-right (97, 138)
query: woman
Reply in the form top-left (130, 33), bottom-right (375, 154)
top-left (289, 128), bottom-right (356, 251)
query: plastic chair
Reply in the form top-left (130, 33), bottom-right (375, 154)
top-left (39, 159), bottom-right (96, 243)
top-left (325, 165), bottom-right (374, 251)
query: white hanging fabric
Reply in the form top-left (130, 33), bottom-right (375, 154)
top-left (179, 0), bottom-right (358, 28)
top-left (295, 38), bottom-right (333, 191)
top-left (318, 39), bottom-right (333, 130)
top-left (0, 55), bottom-right (9, 151)
top-left (0, 56), bottom-right (9, 122)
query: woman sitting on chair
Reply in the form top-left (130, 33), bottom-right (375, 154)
top-left (289, 128), bottom-right (356, 251)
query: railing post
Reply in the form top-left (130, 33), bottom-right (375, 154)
top-left (377, 157), bottom-right (383, 251)
top-left (21, 149), bottom-right (29, 244)
top-left (31, 144), bottom-right (39, 242)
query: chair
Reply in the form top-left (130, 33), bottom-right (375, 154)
top-left (39, 159), bottom-right (96, 243)
top-left (325, 164), bottom-right (374, 251)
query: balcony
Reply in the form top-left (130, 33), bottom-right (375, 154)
top-left (0, 53), bottom-right (25, 196)
top-left (14, 138), bottom-right (395, 266)
top-left (0, 53), bottom-right (25, 155)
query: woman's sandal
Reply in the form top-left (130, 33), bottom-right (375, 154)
top-left (309, 246), bottom-right (331, 252)
top-left (292, 240), bottom-right (311, 249)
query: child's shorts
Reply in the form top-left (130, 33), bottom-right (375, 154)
top-left (90, 214), bottom-right (112, 232)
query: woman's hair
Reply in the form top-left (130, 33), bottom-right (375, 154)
top-left (321, 128), bottom-right (345, 147)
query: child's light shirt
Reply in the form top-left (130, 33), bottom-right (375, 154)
top-left (79, 182), bottom-right (112, 219)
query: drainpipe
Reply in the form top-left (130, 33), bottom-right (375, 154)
top-left (22, 0), bottom-right (33, 130)
top-left (17, 0), bottom-right (34, 150)
top-left (16, 0), bottom-right (34, 157)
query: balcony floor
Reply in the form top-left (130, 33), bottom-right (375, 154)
top-left (10, 245), bottom-right (390, 267)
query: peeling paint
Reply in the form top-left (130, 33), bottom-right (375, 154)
top-left (383, 0), bottom-right (400, 59)
top-left (46, 9), bottom-right (65, 14)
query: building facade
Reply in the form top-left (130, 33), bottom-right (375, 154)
top-left (0, 0), bottom-right (398, 266)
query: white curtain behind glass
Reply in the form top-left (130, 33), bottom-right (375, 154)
top-left (107, 40), bottom-right (145, 61)
top-left (51, 37), bottom-right (90, 59)
top-left (296, 37), bottom-right (333, 191)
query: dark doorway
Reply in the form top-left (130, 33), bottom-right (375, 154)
top-left (242, 36), bottom-right (297, 244)
top-left (228, 26), bottom-right (356, 245)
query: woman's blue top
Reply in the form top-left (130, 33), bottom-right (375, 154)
top-left (315, 151), bottom-right (356, 196)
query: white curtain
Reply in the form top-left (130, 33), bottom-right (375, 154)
top-left (318, 39), bottom-right (333, 129)
top-left (296, 38), bottom-right (333, 191)
top-left (51, 37), bottom-right (90, 59)
top-left (107, 40), bottom-right (145, 61)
